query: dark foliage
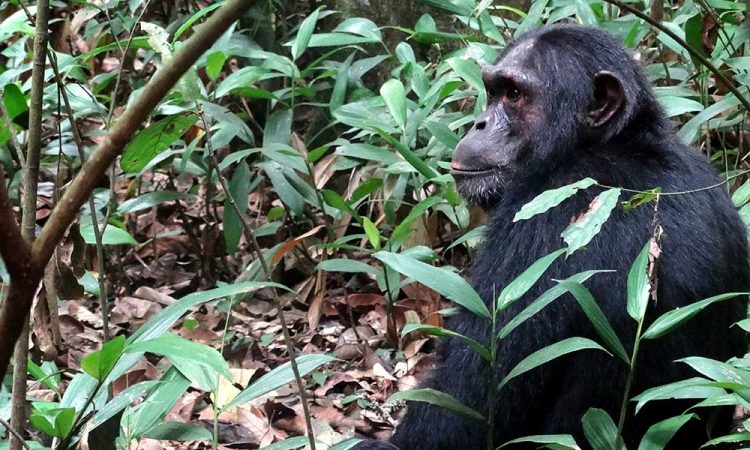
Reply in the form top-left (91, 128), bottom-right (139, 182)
top-left (356, 24), bottom-right (749, 449)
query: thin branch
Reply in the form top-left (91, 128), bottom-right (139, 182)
top-left (0, 0), bottom-right (255, 382)
top-left (10, 0), bottom-right (49, 447)
top-left (603, 0), bottom-right (750, 112)
top-left (0, 417), bottom-right (31, 450)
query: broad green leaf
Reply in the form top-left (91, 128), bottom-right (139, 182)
top-left (225, 354), bottom-right (335, 409)
top-left (387, 388), bottom-right (484, 421)
top-left (391, 196), bottom-right (442, 250)
top-left (500, 434), bottom-right (580, 449)
top-left (329, 439), bottom-right (363, 450)
top-left (291, 8), bottom-right (321, 60)
top-left (206, 51), bottom-right (227, 81)
top-left (316, 258), bottom-right (380, 276)
top-left (637, 414), bottom-right (695, 450)
top-left (501, 337), bottom-right (607, 387)
top-left (127, 333), bottom-right (231, 380)
top-left (497, 249), bottom-right (566, 310)
top-left (117, 191), bottom-right (183, 214)
top-left (374, 251), bottom-right (489, 319)
top-left (558, 281), bottom-right (629, 364)
top-left (121, 113), bottom-right (198, 173)
top-left (561, 188), bottom-right (621, 255)
top-left (30, 407), bottom-right (76, 438)
top-left (362, 217), bottom-right (381, 250)
top-left (377, 131), bottom-right (438, 180)
top-left (499, 271), bottom-right (608, 339)
top-left (128, 282), bottom-right (288, 345)
top-left (144, 421), bottom-right (213, 441)
top-left (81, 335), bottom-right (126, 381)
top-left (90, 381), bottom-right (158, 430)
top-left (582, 408), bottom-right (626, 450)
top-left (657, 96), bottom-right (704, 118)
top-left (224, 161), bottom-right (252, 253)
top-left (447, 58), bottom-right (483, 91)
top-left (80, 223), bottom-right (138, 246)
top-left (333, 18), bottom-right (382, 41)
top-left (632, 377), bottom-right (725, 414)
top-left (702, 432), bottom-right (750, 446)
top-left (380, 79), bottom-right (407, 130)
top-left (173, 1), bottom-right (225, 40)
top-left (679, 357), bottom-right (750, 399)
top-left (129, 368), bottom-right (190, 438)
top-left (514, 179), bottom-right (597, 221)
top-left (3, 83), bottom-right (28, 128)
top-left (732, 180), bottom-right (750, 207)
top-left (307, 33), bottom-right (379, 47)
top-left (642, 292), bottom-right (749, 340)
top-left (330, 53), bottom-right (354, 113)
top-left (215, 67), bottom-right (267, 97)
top-left (260, 436), bottom-right (309, 450)
top-left (402, 324), bottom-right (491, 361)
top-left (626, 243), bottom-right (652, 322)
top-left (322, 189), bottom-right (360, 219)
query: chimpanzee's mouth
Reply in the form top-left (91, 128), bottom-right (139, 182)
top-left (449, 167), bottom-right (496, 177)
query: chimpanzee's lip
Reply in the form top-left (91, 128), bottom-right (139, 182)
top-left (449, 168), bottom-right (495, 176)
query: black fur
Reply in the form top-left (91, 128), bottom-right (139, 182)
top-left (355, 25), bottom-right (749, 449)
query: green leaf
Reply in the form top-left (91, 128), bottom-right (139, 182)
top-left (206, 51), bottom-right (227, 81)
top-left (362, 217), bottom-right (380, 250)
top-left (260, 436), bottom-right (309, 450)
top-left (626, 243), bottom-right (652, 322)
top-left (514, 179), bottom-right (597, 221)
top-left (129, 368), bottom-right (190, 438)
top-left (702, 432), bottom-right (750, 446)
top-left (447, 58), bottom-right (483, 91)
top-left (144, 421), bottom-right (213, 441)
top-left (80, 223), bottom-right (138, 246)
top-left (387, 388), bottom-right (485, 421)
top-left (402, 323), bottom-right (491, 361)
top-left (561, 188), bottom-right (621, 255)
top-left (330, 53), bottom-right (354, 113)
top-left (121, 113), bottom-right (198, 173)
top-left (637, 414), bottom-right (695, 450)
top-left (374, 251), bottom-right (489, 319)
top-left (3, 83), bottom-right (28, 128)
top-left (173, 1), bottom-right (225, 40)
top-left (224, 161), bottom-right (252, 253)
top-left (316, 258), bottom-right (380, 275)
top-left (501, 337), bottom-right (607, 387)
top-left (322, 189), bottom-right (360, 219)
top-left (90, 380), bottom-right (158, 430)
top-left (81, 335), bottom-right (126, 381)
top-left (127, 333), bottom-right (231, 380)
top-left (333, 18), bottom-right (382, 41)
top-left (30, 407), bottom-right (76, 438)
top-left (642, 292), bottom-right (749, 340)
top-left (497, 249), bottom-right (566, 310)
top-left (632, 377), bottom-right (725, 414)
top-left (291, 7), bottom-right (321, 61)
top-left (117, 191), bottom-right (183, 214)
top-left (557, 281), bottom-right (629, 364)
top-left (582, 408), bottom-right (626, 450)
top-left (380, 79), bottom-right (407, 130)
top-left (499, 271), bottom-right (608, 339)
top-left (225, 354), bottom-right (335, 409)
top-left (500, 434), bottom-right (579, 449)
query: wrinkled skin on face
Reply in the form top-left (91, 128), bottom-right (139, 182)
top-left (450, 37), bottom-right (627, 208)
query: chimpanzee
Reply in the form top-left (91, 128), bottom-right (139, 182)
top-left (354, 24), bottom-right (749, 449)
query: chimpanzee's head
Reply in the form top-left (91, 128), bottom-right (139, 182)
top-left (451, 25), bottom-right (659, 208)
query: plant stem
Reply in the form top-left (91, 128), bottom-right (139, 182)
top-left (617, 319), bottom-right (644, 435)
top-left (200, 111), bottom-right (317, 450)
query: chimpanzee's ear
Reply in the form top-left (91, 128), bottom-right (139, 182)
top-left (588, 71), bottom-right (625, 127)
